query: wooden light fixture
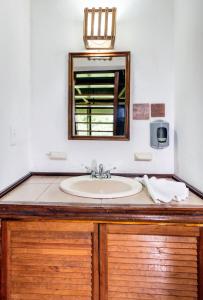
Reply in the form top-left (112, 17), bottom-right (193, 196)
top-left (83, 7), bottom-right (117, 50)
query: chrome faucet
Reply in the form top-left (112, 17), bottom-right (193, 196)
top-left (98, 164), bottom-right (104, 178)
top-left (85, 164), bottom-right (116, 179)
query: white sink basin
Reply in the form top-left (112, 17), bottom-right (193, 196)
top-left (60, 175), bottom-right (142, 199)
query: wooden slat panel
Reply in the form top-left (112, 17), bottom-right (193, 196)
top-left (12, 287), bottom-right (91, 296)
top-left (10, 265), bottom-right (92, 274)
top-left (109, 286), bottom-right (196, 297)
top-left (108, 251), bottom-right (197, 261)
top-left (12, 242), bottom-right (92, 249)
top-left (11, 259), bottom-right (91, 267)
top-left (109, 241), bottom-right (197, 249)
top-left (11, 254), bottom-right (92, 262)
top-left (109, 263), bottom-right (197, 273)
top-left (108, 257), bottom-right (197, 267)
top-left (109, 268), bottom-right (198, 279)
top-left (12, 281), bottom-right (91, 291)
top-left (109, 234), bottom-right (197, 243)
top-left (108, 224), bottom-right (200, 236)
top-left (11, 295), bottom-right (90, 300)
top-left (109, 293), bottom-right (197, 300)
top-left (12, 231), bottom-right (92, 239)
top-left (110, 274), bottom-right (197, 285)
top-left (109, 246), bottom-right (197, 255)
top-left (109, 280), bottom-right (197, 292)
top-left (109, 251), bottom-right (197, 261)
top-left (3, 221), bottom-right (98, 300)
top-left (11, 247), bottom-right (91, 255)
top-left (10, 270), bottom-right (92, 279)
top-left (109, 239), bottom-right (197, 248)
top-left (12, 275), bottom-right (91, 285)
top-left (12, 237), bottom-right (92, 245)
top-left (8, 221), bottom-right (94, 232)
top-left (107, 225), bottom-right (198, 300)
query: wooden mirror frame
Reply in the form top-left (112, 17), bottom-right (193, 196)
top-left (68, 51), bottom-right (130, 141)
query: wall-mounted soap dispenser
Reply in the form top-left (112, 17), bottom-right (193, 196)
top-left (150, 120), bottom-right (169, 149)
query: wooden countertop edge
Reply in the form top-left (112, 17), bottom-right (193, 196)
top-left (0, 203), bottom-right (203, 223)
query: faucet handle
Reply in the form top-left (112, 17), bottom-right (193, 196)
top-left (84, 166), bottom-right (92, 173)
top-left (85, 165), bottom-right (98, 178)
top-left (105, 170), bottom-right (111, 178)
top-left (104, 166), bottom-right (116, 178)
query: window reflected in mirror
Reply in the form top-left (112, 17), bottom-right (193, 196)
top-left (68, 52), bottom-right (130, 140)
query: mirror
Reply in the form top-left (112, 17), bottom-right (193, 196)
top-left (68, 52), bottom-right (130, 140)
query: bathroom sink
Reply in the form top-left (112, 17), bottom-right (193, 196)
top-left (60, 175), bottom-right (142, 199)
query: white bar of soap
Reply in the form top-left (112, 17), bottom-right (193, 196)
top-left (47, 152), bottom-right (67, 160)
top-left (134, 152), bottom-right (152, 161)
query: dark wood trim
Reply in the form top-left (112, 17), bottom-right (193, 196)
top-left (92, 224), bottom-right (99, 300)
top-left (68, 51), bottom-right (131, 59)
top-left (67, 135), bottom-right (130, 141)
top-left (113, 71), bottom-right (119, 135)
top-left (31, 171), bottom-right (173, 178)
top-left (107, 223), bottom-right (200, 236)
top-left (68, 51), bottom-right (131, 141)
top-left (125, 50), bottom-right (130, 140)
top-left (0, 173), bottom-right (32, 198)
top-left (68, 52), bottom-right (74, 139)
top-left (172, 175), bottom-right (203, 199)
top-left (99, 224), bottom-right (108, 300)
top-left (198, 227), bottom-right (203, 300)
top-left (0, 204), bottom-right (203, 223)
top-left (31, 171), bottom-right (88, 177)
top-left (1, 221), bottom-right (8, 300)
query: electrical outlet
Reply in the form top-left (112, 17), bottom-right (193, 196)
top-left (47, 152), bottom-right (67, 160)
top-left (134, 152), bottom-right (152, 161)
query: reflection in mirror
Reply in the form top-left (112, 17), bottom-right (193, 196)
top-left (68, 52), bottom-right (130, 140)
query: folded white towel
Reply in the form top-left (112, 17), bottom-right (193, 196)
top-left (136, 175), bottom-right (189, 203)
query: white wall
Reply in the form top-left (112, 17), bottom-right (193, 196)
top-left (2, 0), bottom-right (202, 191)
top-left (30, 0), bottom-right (174, 174)
top-left (174, 0), bottom-right (203, 191)
top-left (0, 0), bottom-right (31, 191)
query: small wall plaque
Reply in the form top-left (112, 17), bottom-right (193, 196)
top-left (151, 103), bottom-right (165, 117)
top-left (133, 104), bottom-right (150, 120)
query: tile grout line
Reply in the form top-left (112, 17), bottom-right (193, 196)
top-left (35, 183), bottom-right (53, 201)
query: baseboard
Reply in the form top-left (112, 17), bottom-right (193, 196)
top-left (0, 173), bottom-right (32, 198)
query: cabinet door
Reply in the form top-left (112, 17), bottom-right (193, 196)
top-left (1, 221), bottom-right (99, 300)
top-left (100, 224), bottom-right (201, 300)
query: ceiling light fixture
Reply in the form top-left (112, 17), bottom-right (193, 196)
top-left (83, 7), bottom-right (117, 50)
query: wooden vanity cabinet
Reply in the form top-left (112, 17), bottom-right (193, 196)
top-left (100, 224), bottom-right (201, 300)
top-left (1, 221), bottom-right (203, 300)
top-left (1, 221), bottom-right (99, 300)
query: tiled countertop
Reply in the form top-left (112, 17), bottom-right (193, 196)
top-left (0, 175), bottom-right (203, 206)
